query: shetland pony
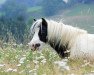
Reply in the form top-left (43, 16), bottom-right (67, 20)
top-left (28, 18), bottom-right (94, 61)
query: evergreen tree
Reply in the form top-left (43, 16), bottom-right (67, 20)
top-left (0, 0), bottom-right (28, 43)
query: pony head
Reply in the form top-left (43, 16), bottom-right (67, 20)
top-left (28, 18), bottom-right (48, 51)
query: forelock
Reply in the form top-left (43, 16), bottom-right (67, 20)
top-left (30, 19), bottom-right (42, 35)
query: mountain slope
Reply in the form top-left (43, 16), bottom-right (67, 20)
top-left (50, 3), bottom-right (94, 33)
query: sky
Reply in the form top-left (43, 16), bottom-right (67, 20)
top-left (0, 0), bottom-right (6, 5)
top-left (63, 0), bottom-right (69, 3)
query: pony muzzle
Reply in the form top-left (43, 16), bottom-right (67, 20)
top-left (28, 43), bottom-right (40, 51)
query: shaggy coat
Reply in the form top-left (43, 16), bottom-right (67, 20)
top-left (29, 18), bottom-right (94, 61)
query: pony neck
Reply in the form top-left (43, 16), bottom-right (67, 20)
top-left (47, 20), bottom-right (87, 47)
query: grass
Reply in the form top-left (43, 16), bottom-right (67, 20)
top-left (0, 43), bottom-right (94, 75)
top-left (0, 43), bottom-right (62, 75)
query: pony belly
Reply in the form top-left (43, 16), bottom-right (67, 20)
top-left (69, 34), bottom-right (94, 61)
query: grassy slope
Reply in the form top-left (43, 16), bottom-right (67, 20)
top-left (0, 43), bottom-right (62, 75)
top-left (0, 43), bottom-right (94, 75)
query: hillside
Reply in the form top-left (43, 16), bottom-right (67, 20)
top-left (50, 3), bottom-right (94, 33)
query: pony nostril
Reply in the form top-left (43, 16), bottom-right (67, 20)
top-left (35, 43), bottom-right (40, 48)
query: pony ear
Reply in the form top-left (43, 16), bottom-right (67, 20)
top-left (42, 18), bottom-right (47, 26)
top-left (33, 19), bottom-right (36, 21)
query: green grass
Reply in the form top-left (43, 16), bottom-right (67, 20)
top-left (0, 43), bottom-right (94, 75)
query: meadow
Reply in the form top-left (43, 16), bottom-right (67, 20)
top-left (0, 2), bottom-right (94, 75)
top-left (0, 42), bottom-right (94, 75)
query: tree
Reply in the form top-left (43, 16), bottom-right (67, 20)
top-left (0, 0), bottom-right (28, 43)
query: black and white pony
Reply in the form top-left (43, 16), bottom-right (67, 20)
top-left (28, 18), bottom-right (94, 61)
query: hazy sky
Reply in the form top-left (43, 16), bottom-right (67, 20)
top-left (0, 0), bottom-right (6, 5)
top-left (63, 0), bottom-right (69, 3)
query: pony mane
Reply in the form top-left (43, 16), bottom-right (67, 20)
top-left (47, 20), bottom-right (87, 48)
top-left (30, 19), bottom-right (42, 35)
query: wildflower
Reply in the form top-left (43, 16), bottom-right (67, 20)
top-left (32, 69), bottom-right (37, 71)
top-left (35, 64), bottom-right (39, 69)
top-left (23, 55), bottom-right (26, 57)
top-left (19, 70), bottom-right (24, 74)
top-left (27, 60), bottom-right (29, 61)
top-left (19, 57), bottom-right (26, 64)
top-left (17, 64), bottom-right (21, 67)
top-left (54, 59), bottom-right (70, 71)
top-left (91, 71), bottom-right (94, 73)
top-left (27, 64), bottom-right (30, 68)
top-left (33, 73), bottom-right (37, 75)
top-left (6, 68), bottom-right (17, 72)
top-left (0, 64), bottom-right (5, 67)
top-left (15, 55), bottom-right (18, 59)
top-left (36, 55), bottom-right (45, 60)
top-left (70, 73), bottom-right (75, 75)
top-left (29, 70), bottom-right (33, 73)
top-left (42, 74), bottom-right (46, 75)
top-left (6, 68), bottom-right (13, 72)
top-left (33, 60), bottom-right (39, 64)
top-left (19, 43), bottom-right (23, 46)
top-left (13, 43), bottom-right (17, 46)
top-left (64, 66), bottom-right (70, 71)
top-left (33, 52), bottom-right (36, 55)
top-left (41, 59), bottom-right (46, 64)
top-left (12, 69), bottom-right (17, 72)
top-left (39, 55), bottom-right (45, 59)
top-left (29, 69), bottom-right (37, 75)
top-left (81, 62), bottom-right (90, 67)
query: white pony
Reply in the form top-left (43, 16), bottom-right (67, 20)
top-left (28, 18), bottom-right (94, 61)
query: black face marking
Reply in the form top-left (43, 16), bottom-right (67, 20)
top-left (49, 42), bottom-right (70, 58)
top-left (38, 18), bottom-right (48, 43)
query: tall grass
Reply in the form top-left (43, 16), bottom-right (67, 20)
top-left (0, 43), bottom-right (94, 75)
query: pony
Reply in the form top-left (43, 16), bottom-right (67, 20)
top-left (28, 18), bottom-right (94, 61)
